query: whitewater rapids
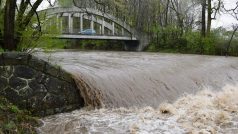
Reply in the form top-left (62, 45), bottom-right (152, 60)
top-left (35, 51), bottom-right (238, 133)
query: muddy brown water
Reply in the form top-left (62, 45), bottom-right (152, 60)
top-left (36, 51), bottom-right (238, 108)
top-left (35, 51), bottom-right (238, 134)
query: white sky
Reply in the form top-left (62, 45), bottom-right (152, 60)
top-left (39, 0), bottom-right (238, 29)
top-left (213, 0), bottom-right (238, 29)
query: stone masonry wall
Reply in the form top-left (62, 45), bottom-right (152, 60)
top-left (0, 52), bottom-right (84, 117)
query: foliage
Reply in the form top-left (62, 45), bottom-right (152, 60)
top-left (13, 14), bottom-right (66, 52)
top-left (58, 0), bottom-right (73, 7)
top-left (146, 26), bottom-right (238, 56)
top-left (1, 0), bottom-right (237, 55)
top-left (0, 96), bottom-right (39, 134)
top-left (73, 40), bottom-right (125, 51)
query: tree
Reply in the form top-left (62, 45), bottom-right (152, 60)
top-left (207, 0), bottom-right (221, 36)
top-left (223, 1), bottom-right (238, 55)
top-left (3, 0), bottom-right (16, 51)
top-left (1, 0), bottom-right (45, 51)
top-left (201, 0), bottom-right (206, 37)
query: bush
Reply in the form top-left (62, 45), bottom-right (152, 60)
top-left (0, 96), bottom-right (39, 134)
top-left (147, 25), bottom-right (188, 52)
top-left (147, 26), bottom-right (238, 56)
top-left (74, 40), bottom-right (125, 51)
top-left (184, 31), bottom-right (203, 54)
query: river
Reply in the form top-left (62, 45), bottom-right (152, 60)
top-left (35, 51), bottom-right (238, 134)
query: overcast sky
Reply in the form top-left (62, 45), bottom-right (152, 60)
top-left (39, 0), bottom-right (238, 29)
top-left (213, 0), bottom-right (238, 29)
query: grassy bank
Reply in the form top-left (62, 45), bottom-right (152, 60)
top-left (0, 96), bottom-right (39, 134)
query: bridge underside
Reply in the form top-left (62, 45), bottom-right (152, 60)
top-left (55, 34), bottom-right (137, 41)
top-left (52, 35), bottom-right (139, 51)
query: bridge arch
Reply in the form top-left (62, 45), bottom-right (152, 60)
top-left (39, 6), bottom-right (149, 51)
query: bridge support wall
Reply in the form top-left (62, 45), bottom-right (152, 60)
top-left (124, 40), bottom-right (140, 51)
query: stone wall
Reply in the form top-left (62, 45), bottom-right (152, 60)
top-left (0, 52), bottom-right (84, 117)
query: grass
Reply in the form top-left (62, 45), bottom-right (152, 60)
top-left (0, 96), bottom-right (39, 134)
top-left (0, 47), bottom-right (3, 52)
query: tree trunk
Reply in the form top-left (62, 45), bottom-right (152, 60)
top-left (164, 0), bottom-right (170, 26)
top-left (226, 26), bottom-right (238, 56)
top-left (3, 0), bottom-right (17, 51)
top-left (201, 0), bottom-right (206, 37)
top-left (207, 0), bottom-right (211, 36)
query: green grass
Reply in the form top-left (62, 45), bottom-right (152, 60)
top-left (0, 96), bottom-right (39, 134)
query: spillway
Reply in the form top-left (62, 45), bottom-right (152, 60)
top-left (36, 51), bottom-right (238, 134)
top-left (36, 51), bottom-right (238, 108)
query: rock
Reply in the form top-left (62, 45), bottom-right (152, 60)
top-left (0, 52), bottom-right (84, 117)
top-left (29, 79), bottom-right (47, 93)
top-left (45, 63), bottom-right (59, 77)
top-left (45, 76), bottom-right (64, 93)
top-left (28, 56), bottom-right (46, 72)
top-left (35, 73), bottom-right (47, 84)
top-left (2, 52), bottom-right (29, 65)
top-left (14, 65), bottom-right (36, 79)
top-left (58, 68), bottom-right (74, 82)
top-left (4, 87), bottom-right (21, 105)
top-left (0, 77), bottom-right (7, 90)
top-left (19, 87), bottom-right (33, 98)
top-left (9, 77), bottom-right (27, 90)
top-left (0, 66), bottom-right (14, 78)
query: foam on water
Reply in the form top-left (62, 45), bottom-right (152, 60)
top-left (35, 51), bottom-right (238, 133)
top-left (38, 84), bottom-right (238, 134)
top-left (37, 107), bottom-right (184, 134)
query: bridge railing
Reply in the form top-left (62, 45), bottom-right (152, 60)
top-left (39, 7), bottom-right (150, 50)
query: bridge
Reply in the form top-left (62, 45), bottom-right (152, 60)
top-left (39, 6), bottom-right (149, 51)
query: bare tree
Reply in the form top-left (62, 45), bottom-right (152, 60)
top-left (223, 1), bottom-right (238, 55)
top-left (207, 0), bottom-right (222, 36)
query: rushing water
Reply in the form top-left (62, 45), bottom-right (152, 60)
top-left (35, 51), bottom-right (238, 134)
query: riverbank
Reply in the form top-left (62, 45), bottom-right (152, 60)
top-left (0, 96), bottom-right (39, 133)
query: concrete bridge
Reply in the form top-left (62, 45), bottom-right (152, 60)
top-left (39, 7), bottom-right (149, 51)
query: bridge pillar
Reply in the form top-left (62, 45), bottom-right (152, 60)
top-left (68, 13), bottom-right (73, 33)
top-left (80, 13), bottom-right (83, 32)
top-left (112, 22), bottom-right (115, 35)
top-left (56, 14), bottom-right (62, 33)
top-left (122, 28), bottom-right (124, 36)
top-left (122, 21), bottom-right (126, 36)
top-left (102, 18), bottom-right (105, 35)
top-left (90, 15), bottom-right (94, 30)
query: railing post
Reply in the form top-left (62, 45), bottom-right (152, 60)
top-left (56, 14), bottom-right (62, 33)
top-left (112, 22), bottom-right (115, 35)
top-left (122, 21), bottom-right (126, 36)
top-left (102, 18), bottom-right (105, 35)
top-left (90, 15), bottom-right (94, 30)
top-left (122, 28), bottom-right (124, 36)
top-left (68, 13), bottom-right (73, 33)
top-left (80, 13), bottom-right (83, 32)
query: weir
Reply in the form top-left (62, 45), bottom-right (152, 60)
top-left (35, 51), bottom-right (238, 109)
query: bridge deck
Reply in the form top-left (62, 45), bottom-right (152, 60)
top-left (53, 34), bottom-right (137, 41)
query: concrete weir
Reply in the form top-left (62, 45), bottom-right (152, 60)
top-left (36, 51), bottom-right (238, 108)
top-left (2, 51), bottom-right (238, 118)
top-left (0, 52), bottom-right (84, 117)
